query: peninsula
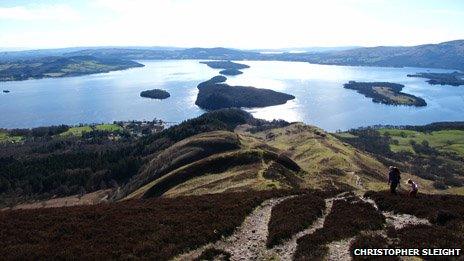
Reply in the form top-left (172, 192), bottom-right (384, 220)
top-left (407, 71), bottom-right (464, 86)
top-left (0, 55), bottom-right (144, 81)
top-left (343, 81), bottom-right (427, 107)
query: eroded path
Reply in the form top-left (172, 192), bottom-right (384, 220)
top-left (175, 196), bottom-right (292, 260)
top-left (175, 192), bottom-right (431, 261)
top-left (263, 197), bottom-right (336, 260)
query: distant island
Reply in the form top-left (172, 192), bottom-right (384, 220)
top-left (0, 55), bottom-right (144, 81)
top-left (407, 71), bottom-right (464, 86)
top-left (140, 89), bottom-right (170, 99)
top-left (343, 81), bottom-right (427, 107)
top-left (2, 90), bottom-right (9, 93)
top-left (200, 60), bottom-right (249, 76)
top-left (199, 61), bottom-right (250, 70)
top-left (219, 69), bottom-right (243, 76)
top-left (195, 75), bottom-right (295, 110)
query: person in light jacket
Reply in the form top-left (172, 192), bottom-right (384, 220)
top-left (407, 179), bottom-right (418, 197)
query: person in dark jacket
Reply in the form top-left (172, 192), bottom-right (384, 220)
top-left (388, 166), bottom-right (401, 194)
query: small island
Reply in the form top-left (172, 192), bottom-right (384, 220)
top-left (0, 55), bottom-right (144, 82)
top-left (407, 71), bottom-right (464, 86)
top-left (2, 90), bottom-right (10, 93)
top-left (219, 69), bottom-right (243, 76)
top-left (195, 75), bottom-right (295, 110)
top-left (200, 60), bottom-right (249, 76)
top-left (343, 81), bottom-right (427, 107)
top-left (140, 89), bottom-right (170, 99)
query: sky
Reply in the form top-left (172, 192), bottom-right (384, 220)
top-left (0, 0), bottom-right (463, 50)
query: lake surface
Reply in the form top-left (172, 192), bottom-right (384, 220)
top-left (1, 60), bottom-right (463, 131)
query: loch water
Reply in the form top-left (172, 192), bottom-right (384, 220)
top-left (1, 60), bottom-right (463, 131)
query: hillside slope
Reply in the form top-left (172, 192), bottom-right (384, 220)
top-left (302, 40), bottom-right (464, 70)
top-left (2, 110), bottom-right (464, 259)
top-left (115, 122), bottom-right (399, 201)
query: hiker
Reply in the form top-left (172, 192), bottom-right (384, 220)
top-left (407, 179), bottom-right (418, 197)
top-left (387, 166), bottom-right (401, 194)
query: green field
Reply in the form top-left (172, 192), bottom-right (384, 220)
top-left (0, 131), bottom-right (23, 143)
top-left (60, 124), bottom-right (122, 137)
top-left (60, 126), bottom-right (93, 137)
top-left (95, 124), bottom-right (123, 132)
top-left (379, 128), bottom-right (464, 156)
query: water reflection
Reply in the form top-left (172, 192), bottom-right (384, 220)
top-left (1, 60), bottom-right (463, 131)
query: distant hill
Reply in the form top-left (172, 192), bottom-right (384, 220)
top-left (301, 40), bottom-right (464, 70)
top-left (65, 40), bottom-right (464, 70)
top-left (0, 55), bottom-right (143, 81)
top-left (63, 47), bottom-right (262, 61)
top-left (1, 40), bottom-right (463, 74)
top-left (251, 46), bottom-right (361, 53)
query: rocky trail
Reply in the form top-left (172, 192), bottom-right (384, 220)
top-left (174, 191), bottom-right (431, 261)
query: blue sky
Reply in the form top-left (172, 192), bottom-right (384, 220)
top-left (0, 0), bottom-right (463, 49)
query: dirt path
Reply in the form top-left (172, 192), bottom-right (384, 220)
top-left (361, 196), bottom-right (431, 229)
top-left (383, 212), bottom-right (430, 229)
top-left (263, 197), bottom-right (336, 260)
top-left (325, 237), bottom-right (356, 261)
top-left (175, 196), bottom-right (292, 261)
top-left (175, 192), bottom-right (431, 261)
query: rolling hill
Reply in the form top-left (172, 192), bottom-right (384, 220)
top-left (0, 55), bottom-right (143, 81)
top-left (1, 109), bottom-right (464, 259)
top-left (2, 40), bottom-right (462, 74)
top-left (302, 40), bottom-right (464, 70)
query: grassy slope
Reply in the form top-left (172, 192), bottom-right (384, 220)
top-left (248, 123), bottom-right (448, 194)
top-left (60, 124), bottom-right (122, 137)
top-left (123, 131), bottom-right (303, 200)
top-left (60, 126), bottom-right (93, 136)
top-left (124, 122), bottom-right (454, 200)
top-left (379, 128), bottom-right (464, 156)
top-left (95, 124), bottom-right (123, 132)
top-left (244, 123), bottom-right (386, 189)
top-left (0, 131), bottom-right (22, 143)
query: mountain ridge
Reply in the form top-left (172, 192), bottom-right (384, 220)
top-left (2, 40), bottom-right (463, 71)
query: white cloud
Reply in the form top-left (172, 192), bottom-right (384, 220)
top-left (0, 4), bottom-right (81, 21)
